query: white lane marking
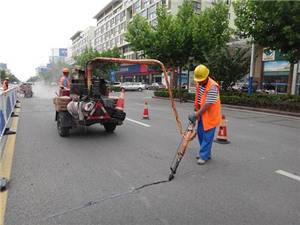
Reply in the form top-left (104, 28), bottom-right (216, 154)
top-left (126, 118), bottom-right (151, 127)
top-left (276, 170), bottom-right (300, 181)
top-left (135, 103), bottom-right (146, 106)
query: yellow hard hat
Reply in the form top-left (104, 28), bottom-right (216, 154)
top-left (194, 64), bottom-right (209, 82)
top-left (6, 77), bottom-right (9, 80)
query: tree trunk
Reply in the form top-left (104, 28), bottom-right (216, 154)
top-left (287, 62), bottom-right (294, 95)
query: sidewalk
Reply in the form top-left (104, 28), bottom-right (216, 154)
top-left (152, 96), bottom-right (300, 118)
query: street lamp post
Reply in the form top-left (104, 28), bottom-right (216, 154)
top-left (248, 43), bottom-right (255, 96)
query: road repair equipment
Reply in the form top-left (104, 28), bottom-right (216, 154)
top-left (53, 58), bottom-right (127, 137)
top-left (169, 120), bottom-right (198, 181)
top-left (53, 57), bottom-right (196, 176)
top-left (142, 102), bottom-right (149, 119)
top-left (214, 115), bottom-right (230, 144)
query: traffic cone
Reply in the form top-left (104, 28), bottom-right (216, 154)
top-left (214, 115), bottom-right (230, 144)
top-left (115, 89), bottom-right (125, 111)
top-left (142, 102), bottom-right (149, 119)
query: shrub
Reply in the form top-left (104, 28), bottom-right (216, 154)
top-left (108, 86), bottom-right (121, 92)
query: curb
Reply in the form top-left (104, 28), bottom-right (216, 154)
top-left (152, 96), bottom-right (300, 118)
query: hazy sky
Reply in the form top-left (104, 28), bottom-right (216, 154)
top-left (0, 0), bottom-right (111, 81)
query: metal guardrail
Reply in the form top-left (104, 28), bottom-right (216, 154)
top-left (0, 86), bottom-right (19, 142)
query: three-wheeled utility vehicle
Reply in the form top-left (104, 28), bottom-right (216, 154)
top-left (53, 58), bottom-right (126, 137)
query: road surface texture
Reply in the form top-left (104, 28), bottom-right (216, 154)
top-left (3, 89), bottom-right (300, 225)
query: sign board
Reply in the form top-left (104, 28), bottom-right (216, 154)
top-left (110, 71), bottom-right (115, 82)
top-left (264, 61), bottom-right (290, 72)
top-left (262, 48), bottom-right (275, 61)
top-left (188, 71), bottom-right (196, 93)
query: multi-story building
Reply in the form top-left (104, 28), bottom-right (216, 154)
top-left (70, 26), bottom-right (95, 58)
top-left (0, 63), bottom-right (7, 71)
top-left (35, 63), bottom-right (52, 76)
top-left (92, 0), bottom-right (235, 84)
top-left (65, 47), bottom-right (75, 66)
top-left (49, 48), bottom-right (68, 64)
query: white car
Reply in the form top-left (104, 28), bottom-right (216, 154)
top-left (112, 82), bottom-right (122, 87)
top-left (121, 82), bottom-right (146, 91)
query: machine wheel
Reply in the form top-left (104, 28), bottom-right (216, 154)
top-left (57, 115), bottom-right (70, 137)
top-left (104, 123), bottom-right (116, 133)
top-left (25, 93), bottom-right (33, 98)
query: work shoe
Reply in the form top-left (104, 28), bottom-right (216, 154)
top-left (196, 156), bottom-right (212, 160)
top-left (197, 158), bottom-right (206, 165)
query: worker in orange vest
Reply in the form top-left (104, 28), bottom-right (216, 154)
top-left (3, 77), bottom-right (9, 91)
top-left (59, 68), bottom-right (70, 89)
top-left (188, 64), bottom-right (221, 165)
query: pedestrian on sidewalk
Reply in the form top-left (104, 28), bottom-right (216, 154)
top-left (188, 64), bottom-right (221, 165)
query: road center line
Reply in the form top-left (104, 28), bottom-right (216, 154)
top-left (276, 170), bottom-right (300, 181)
top-left (126, 118), bottom-right (151, 127)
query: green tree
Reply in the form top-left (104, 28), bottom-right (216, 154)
top-left (126, 1), bottom-right (230, 89)
top-left (27, 76), bottom-right (40, 83)
top-left (191, 2), bottom-right (231, 63)
top-left (233, 0), bottom-right (300, 94)
top-left (0, 70), bottom-right (19, 83)
top-left (40, 60), bottom-right (70, 84)
top-left (206, 46), bottom-right (251, 92)
top-left (73, 47), bottom-right (120, 80)
top-left (0, 70), bottom-right (6, 83)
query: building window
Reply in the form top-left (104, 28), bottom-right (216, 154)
top-left (149, 5), bottom-right (156, 19)
top-left (227, 13), bottom-right (230, 19)
top-left (116, 36), bottom-right (120, 46)
top-left (141, 9), bottom-right (147, 19)
top-left (143, 0), bottom-right (149, 8)
top-left (120, 22), bottom-right (124, 32)
top-left (116, 14), bottom-right (120, 24)
top-left (152, 18), bottom-right (158, 26)
top-left (135, 0), bottom-right (141, 13)
top-left (194, 2), bottom-right (201, 14)
top-left (111, 18), bottom-right (115, 26)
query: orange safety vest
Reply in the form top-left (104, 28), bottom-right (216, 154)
top-left (59, 76), bottom-right (70, 88)
top-left (194, 77), bottom-right (221, 131)
top-left (3, 80), bottom-right (8, 91)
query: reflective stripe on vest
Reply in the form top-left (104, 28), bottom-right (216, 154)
top-left (194, 77), bottom-right (221, 131)
top-left (59, 76), bottom-right (70, 88)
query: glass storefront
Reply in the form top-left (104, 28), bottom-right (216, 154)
top-left (263, 61), bottom-right (290, 93)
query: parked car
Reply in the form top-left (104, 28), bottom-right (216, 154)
top-left (112, 82), bottom-right (122, 87)
top-left (120, 82), bottom-right (146, 91)
top-left (149, 82), bottom-right (166, 90)
top-left (142, 83), bottom-right (149, 89)
top-left (241, 83), bottom-right (249, 92)
top-left (228, 84), bottom-right (242, 92)
top-left (181, 83), bottom-right (188, 89)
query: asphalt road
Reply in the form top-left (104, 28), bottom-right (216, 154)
top-left (3, 88), bottom-right (300, 225)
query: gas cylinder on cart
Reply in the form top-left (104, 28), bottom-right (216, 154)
top-left (59, 89), bottom-right (70, 96)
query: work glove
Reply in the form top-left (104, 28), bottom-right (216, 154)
top-left (188, 113), bottom-right (197, 123)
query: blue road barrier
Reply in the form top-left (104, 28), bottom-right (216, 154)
top-left (0, 87), bottom-right (19, 142)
